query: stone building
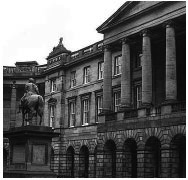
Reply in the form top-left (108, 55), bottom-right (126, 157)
top-left (3, 1), bottom-right (186, 178)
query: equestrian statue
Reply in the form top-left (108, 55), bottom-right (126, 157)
top-left (18, 78), bottom-right (44, 126)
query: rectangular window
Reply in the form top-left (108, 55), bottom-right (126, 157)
top-left (114, 91), bottom-right (121, 112)
top-left (136, 85), bottom-right (142, 108)
top-left (114, 55), bottom-right (122, 75)
top-left (83, 66), bottom-right (90, 84)
top-left (49, 105), bottom-right (55, 128)
top-left (70, 71), bottom-right (76, 87)
top-left (135, 52), bottom-right (142, 69)
top-left (98, 62), bottom-right (104, 80)
top-left (96, 95), bottom-right (103, 122)
top-left (82, 99), bottom-right (90, 125)
top-left (69, 100), bottom-right (76, 127)
top-left (50, 79), bottom-right (56, 92)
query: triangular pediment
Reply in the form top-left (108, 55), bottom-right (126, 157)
top-left (97, 1), bottom-right (165, 33)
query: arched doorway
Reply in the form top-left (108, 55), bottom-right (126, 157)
top-left (79, 146), bottom-right (89, 177)
top-left (144, 136), bottom-right (161, 177)
top-left (170, 134), bottom-right (186, 178)
top-left (103, 140), bottom-right (116, 177)
top-left (66, 146), bottom-right (75, 177)
top-left (123, 138), bottom-right (137, 177)
top-left (3, 149), bottom-right (8, 171)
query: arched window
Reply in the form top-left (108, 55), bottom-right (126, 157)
top-left (103, 140), bottom-right (116, 177)
top-left (123, 138), bottom-right (137, 177)
top-left (66, 146), bottom-right (75, 177)
top-left (79, 146), bottom-right (89, 177)
top-left (170, 134), bottom-right (186, 178)
top-left (144, 136), bottom-right (161, 177)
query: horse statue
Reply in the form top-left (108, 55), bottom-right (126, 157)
top-left (18, 78), bottom-right (44, 126)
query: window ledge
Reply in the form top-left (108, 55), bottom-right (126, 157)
top-left (113, 74), bottom-right (121, 79)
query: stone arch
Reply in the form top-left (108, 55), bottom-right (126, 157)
top-left (169, 133), bottom-right (186, 178)
top-left (66, 146), bottom-right (75, 177)
top-left (122, 130), bottom-right (140, 146)
top-left (122, 138), bottom-right (137, 178)
top-left (143, 127), bottom-right (164, 145)
top-left (144, 136), bottom-right (161, 178)
top-left (65, 140), bottom-right (77, 153)
top-left (78, 139), bottom-right (92, 153)
top-left (101, 132), bottom-right (120, 150)
top-left (79, 145), bottom-right (89, 178)
top-left (103, 139), bottom-right (117, 178)
top-left (168, 125), bottom-right (186, 144)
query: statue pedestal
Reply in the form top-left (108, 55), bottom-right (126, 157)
top-left (3, 126), bottom-right (59, 178)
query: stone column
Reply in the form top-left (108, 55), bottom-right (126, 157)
top-left (141, 29), bottom-right (152, 106)
top-left (10, 81), bottom-right (17, 128)
top-left (120, 38), bottom-right (131, 109)
top-left (165, 21), bottom-right (177, 101)
top-left (103, 45), bottom-right (112, 113)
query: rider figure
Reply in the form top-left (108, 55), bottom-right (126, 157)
top-left (20, 78), bottom-right (39, 104)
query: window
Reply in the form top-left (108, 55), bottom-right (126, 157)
top-left (69, 100), bottom-right (76, 127)
top-left (98, 62), bottom-right (104, 80)
top-left (96, 95), bottom-right (103, 122)
top-left (114, 55), bottom-right (122, 75)
top-left (81, 96), bottom-right (90, 125)
top-left (50, 79), bottom-right (56, 92)
top-left (135, 85), bottom-right (142, 108)
top-left (83, 66), bottom-right (90, 84)
top-left (49, 105), bottom-right (55, 128)
top-left (114, 91), bottom-right (121, 112)
top-left (71, 71), bottom-right (76, 87)
top-left (134, 52), bottom-right (142, 69)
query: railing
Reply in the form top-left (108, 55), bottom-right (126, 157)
top-left (3, 66), bottom-right (16, 74)
top-left (172, 101), bottom-right (186, 112)
top-left (69, 41), bottom-right (103, 61)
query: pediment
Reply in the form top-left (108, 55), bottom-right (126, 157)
top-left (48, 97), bottom-right (57, 104)
top-left (97, 1), bottom-right (165, 33)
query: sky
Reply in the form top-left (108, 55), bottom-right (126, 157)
top-left (0, 0), bottom-right (126, 66)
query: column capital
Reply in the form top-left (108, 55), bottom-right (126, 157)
top-left (120, 37), bottom-right (130, 44)
top-left (11, 81), bottom-right (17, 89)
top-left (103, 44), bottom-right (112, 51)
top-left (163, 20), bottom-right (175, 28)
top-left (141, 29), bottom-right (151, 37)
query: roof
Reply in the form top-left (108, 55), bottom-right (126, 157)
top-left (47, 37), bottom-right (71, 60)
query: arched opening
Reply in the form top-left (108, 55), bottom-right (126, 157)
top-left (103, 140), bottom-right (116, 178)
top-left (170, 134), bottom-right (186, 178)
top-left (144, 136), bottom-right (161, 177)
top-left (123, 138), bottom-right (137, 177)
top-left (66, 146), bottom-right (75, 177)
top-left (79, 145), bottom-right (89, 177)
top-left (3, 149), bottom-right (8, 171)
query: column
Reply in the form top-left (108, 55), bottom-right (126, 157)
top-left (10, 82), bottom-right (17, 128)
top-left (165, 21), bottom-right (177, 101)
top-left (141, 29), bottom-right (152, 106)
top-left (103, 45), bottom-right (112, 113)
top-left (120, 38), bottom-right (131, 109)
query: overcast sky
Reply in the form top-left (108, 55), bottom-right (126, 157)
top-left (0, 0), bottom-right (125, 66)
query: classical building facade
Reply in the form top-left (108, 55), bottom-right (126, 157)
top-left (3, 1), bottom-right (186, 178)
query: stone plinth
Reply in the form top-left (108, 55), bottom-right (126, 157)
top-left (3, 126), bottom-right (59, 178)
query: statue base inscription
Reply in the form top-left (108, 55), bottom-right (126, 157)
top-left (3, 126), bottom-right (59, 178)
